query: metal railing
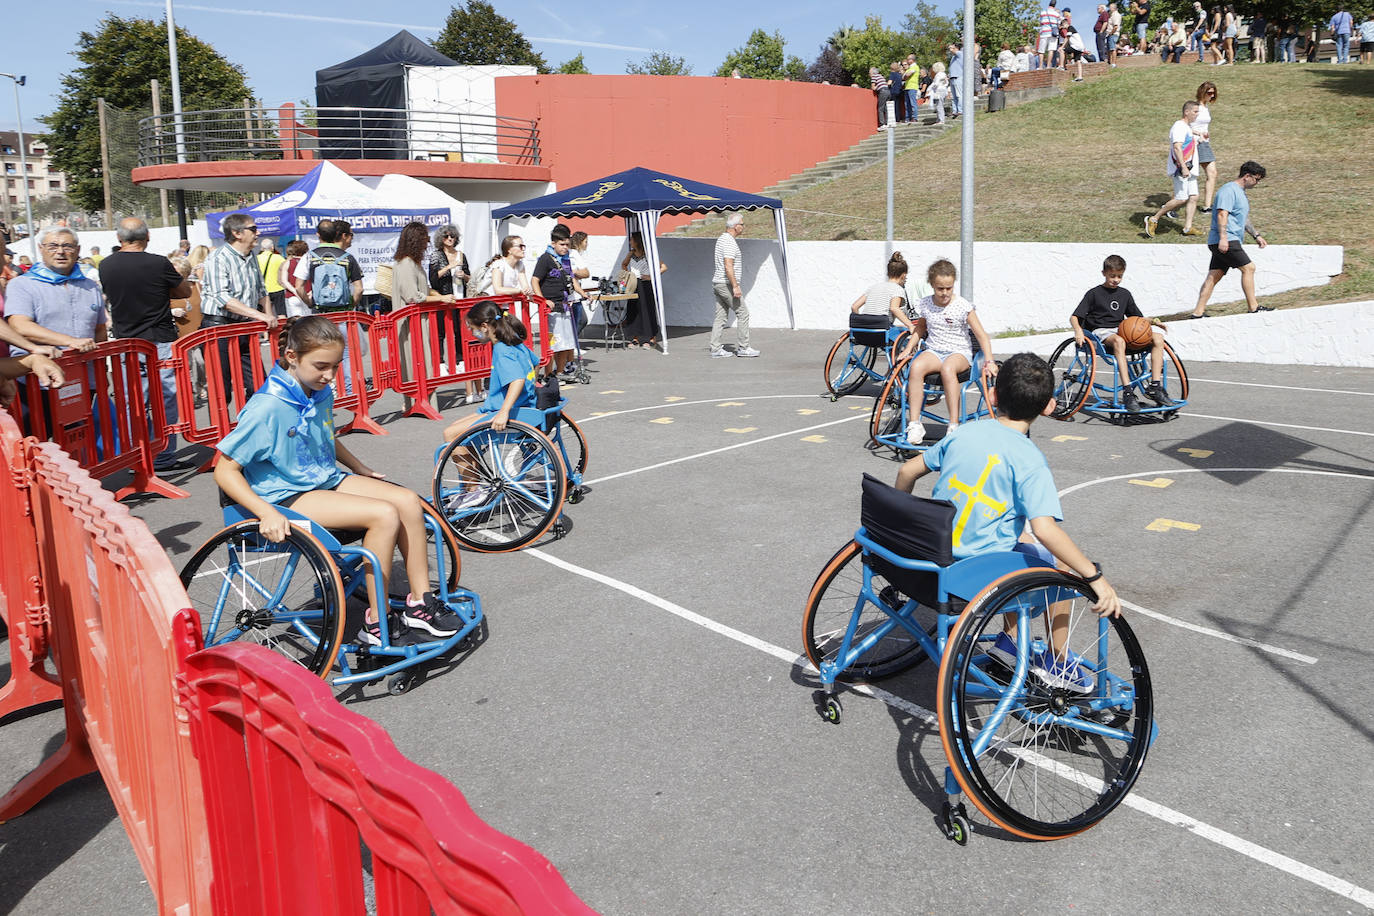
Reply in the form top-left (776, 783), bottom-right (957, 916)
top-left (137, 106), bottom-right (541, 168)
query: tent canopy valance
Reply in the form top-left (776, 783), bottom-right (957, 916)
top-left (491, 167), bottom-right (793, 354)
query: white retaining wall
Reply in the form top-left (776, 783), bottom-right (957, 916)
top-left (576, 237), bottom-right (1343, 337)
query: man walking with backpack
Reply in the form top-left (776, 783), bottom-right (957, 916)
top-left (293, 218), bottom-right (363, 312)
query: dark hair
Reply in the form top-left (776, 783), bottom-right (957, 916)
top-left (222, 212), bottom-right (255, 237)
top-left (1183, 99), bottom-right (1200, 116)
top-left (550, 224), bottom-right (571, 243)
top-left (886, 251), bottom-right (908, 280)
top-left (334, 220), bottom-right (353, 237)
top-left (1238, 160), bottom-right (1266, 179)
top-left (927, 258), bottom-right (957, 285)
top-left (279, 315), bottom-right (345, 361)
top-left (465, 300), bottom-right (529, 346)
top-left (1103, 254), bottom-right (1126, 273)
top-left (394, 220), bottom-right (431, 263)
top-left (315, 219), bottom-right (341, 244)
top-left (1196, 81), bottom-right (1217, 102)
top-left (285, 239), bottom-right (309, 258)
top-left (500, 235), bottom-right (523, 257)
top-left (570, 230), bottom-right (588, 248)
top-left (995, 353), bottom-right (1054, 421)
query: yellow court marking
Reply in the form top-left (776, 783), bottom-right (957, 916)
top-left (849, 404), bottom-right (869, 411)
top-left (724, 427), bottom-right (758, 434)
top-left (664, 396), bottom-right (685, 402)
top-left (650, 417), bottom-right (675, 425)
top-left (797, 408), bottom-right (821, 416)
top-left (1130, 478), bottom-right (1175, 488)
top-left (601, 389), bottom-right (625, 394)
top-left (717, 401), bottom-right (746, 407)
top-left (1146, 518), bottom-right (1201, 532)
top-left (800, 435), bottom-right (828, 443)
top-left (1178, 447), bottom-right (1214, 458)
top-left (1052, 435), bottom-right (1088, 442)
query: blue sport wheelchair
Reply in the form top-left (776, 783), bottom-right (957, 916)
top-left (823, 315), bottom-right (913, 400)
top-left (803, 475), bottom-right (1154, 843)
top-left (1048, 334), bottom-right (1189, 423)
top-left (432, 397), bottom-right (588, 552)
top-left (868, 342), bottom-right (994, 457)
top-left (180, 491), bottom-right (483, 695)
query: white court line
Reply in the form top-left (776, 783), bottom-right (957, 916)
top-left (576, 394), bottom-right (827, 423)
top-left (583, 414), bottom-right (868, 487)
top-left (1180, 413), bottom-right (1374, 438)
top-left (1119, 599), bottom-right (1317, 665)
top-left (525, 548), bottom-right (1374, 910)
top-left (1189, 377), bottom-right (1374, 397)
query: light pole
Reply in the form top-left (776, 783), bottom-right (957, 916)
top-left (0, 72), bottom-right (37, 248)
top-left (165, 0), bottom-right (190, 238)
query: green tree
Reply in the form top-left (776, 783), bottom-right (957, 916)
top-left (805, 46), bottom-right (853, 85)
top-left (557, 53), bottom-right (591, 74)
top-left (715, 29), bottom-right (807, 79)
top-left (902, 1), bottom-right (960, 66)
top-left (838, 16), bottom-right (911, 83)
top-left (957, 0), bottom-right (1038, 61)
top-left (41, 15), bottom-right (254, 213)
top-left (433, 1), bottom-right (549, 72)
top-left (626, 52), bottom-right (693, 75)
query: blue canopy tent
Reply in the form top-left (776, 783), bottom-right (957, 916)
top-left (491, 167), bottom-right (794, 355)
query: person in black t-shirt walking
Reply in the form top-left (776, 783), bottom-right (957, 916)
top-left (99, 217), bottom-right (195, 471)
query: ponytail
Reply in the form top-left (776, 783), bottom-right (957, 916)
top-left (465, 299), bottom-right (528, 346)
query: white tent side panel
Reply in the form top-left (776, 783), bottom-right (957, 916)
top-left (404, 65), bottom-right (536, 163)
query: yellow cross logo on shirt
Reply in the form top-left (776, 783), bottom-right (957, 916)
top-left (946, 455), bottom-right (1009, 547)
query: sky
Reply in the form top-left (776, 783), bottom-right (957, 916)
top-left (0, 0), bottom-right (963, 129)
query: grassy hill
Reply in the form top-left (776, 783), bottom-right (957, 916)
top-left (741, 64), bottom-right (1374, 318)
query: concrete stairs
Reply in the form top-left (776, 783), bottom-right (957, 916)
top-left (664, 99), bottom-right (986, 237)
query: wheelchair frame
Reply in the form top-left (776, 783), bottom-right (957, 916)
top-left (1048, 334), bottom-right (1189, 423)
top-left (802, 480), bottom-right (1154, 843)
top-left (180, 498), bottom-right (484, 695)
top-left (868, 344), bottom-right (993, 457)
top-left (432, 397), bottom-right (588, 553)
top-left (824, 324), bottom-right (911, 400)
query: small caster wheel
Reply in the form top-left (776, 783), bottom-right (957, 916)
top-left (821, 695), bottom-right (842, 724)
top-left (552, 521), bottom-right (568, 539)
top-left (942, 802), bottom-right (971, 846)
top-left (386, 672), bottom-right (413, 695)
top-left (567, 486), bottom-right (585, 505)
top-left (828, 394), bottom-right (839, 403)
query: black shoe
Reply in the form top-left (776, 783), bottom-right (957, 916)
top-left (1122, 390), bottom-right (1142, 414)
top-left (359, 615), bottom-right (420, 647)
top-left (153, 457), bottom-right (196, 473)
top-left (401, 593), bottom-right (462, 637)
top-left (1143, 382), bottom-right (1176, 407)
top-left (1251, 306), bottom-right (1274, 312)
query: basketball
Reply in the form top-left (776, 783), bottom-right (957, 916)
top-left (1119, 316), bottom-right (1155, 350)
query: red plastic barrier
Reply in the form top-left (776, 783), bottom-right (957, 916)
top-left (386, 294), bottom-right (551, 421)
top-left (0, 411), bottom-right (62, 719)
top-left (14, 340), bottom-right (189, 500)
top-left (176, 638), bottom-right (596, 915)
top-left (170, 321), bottom-right (275, 453)
top-left (0, 434), bottom-right (211, 913)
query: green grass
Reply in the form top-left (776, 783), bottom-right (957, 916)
top-left (750, 63), bottom-right (1374, 319)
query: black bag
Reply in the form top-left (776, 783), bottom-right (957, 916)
top-left (535, 374), bottom-right (561, 410)
top-left (849, 312), bottom-right (891, 348)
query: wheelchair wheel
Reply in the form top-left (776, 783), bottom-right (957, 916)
top-left (553, 413), bottom-right (589, 479)
top-left (1047, 338), bottom-right (1096, 420)
top-left (869, 361), bottom-right (908, 447)
top-left (936, 569), bottom-right (1153, 840)
top-left (432, 419), bottom-right (567, 553)
top-left (824, 334), bottom-right (878, 398)
top-left (180, 522), bottom-right (346, 677)
top-left (1159, 341), bottom-right (1189, 405)
top-left (419, 499), bottom-right (461, 593)
top-left (802, 540), bottom-right (931, 682)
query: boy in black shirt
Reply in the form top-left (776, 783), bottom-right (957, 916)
top-left (1069, 254), bottom-right (1173, 413)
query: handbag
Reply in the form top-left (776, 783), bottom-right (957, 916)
top-left (374, 263), bottom-right (393, 297)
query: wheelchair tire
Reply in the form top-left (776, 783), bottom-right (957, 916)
top-left (419, 499), bottom-right (461, 593)
top-left (1159, 341), bottom-right (1190, 405)
top-left (824, 334), bottom-right (879, 398)
top-left (553, 413), bottom-right (589, 480)
top-left (869, 360), bottom-right (908, 447)
top-left (1047, 338), bottom-right (1096, 420)
top-left (432, 419), bottom-right (567, 553)
top-left (936, 568), bottom-right (1153, 840)
top-left (802, 540), bottom-right (931, 682)
top-left (180, 522), bottom-right (346, 677)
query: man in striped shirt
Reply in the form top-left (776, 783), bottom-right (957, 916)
top-left (709, 214), bottom-right (758, 358)
top-left (870, 67), bottom-right (891, 127)
top-left (201, 211), bottom-right (278, 406)
top-left (1039, 0), bottom-right (1063, 68)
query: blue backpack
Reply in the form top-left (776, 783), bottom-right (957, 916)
top-left (309, 251), bottom-right (352, 309)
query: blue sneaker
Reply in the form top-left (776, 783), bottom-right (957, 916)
top-left (1031, 648), bottom-right (1094, 694)
top-left (986, 632), bottom-right (1019, 669)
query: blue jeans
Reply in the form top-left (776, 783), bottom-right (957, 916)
top-left (1277, 37), bottom-right (1296, 61)
top-left (1335, 34), bottom-right (1350, 62)
top-left (1191, 29), bottom-right (1204, 59)
top-left (904, 88), bottom-right (920, 121)
top-left (950, 79), bottom-right (962, 114)
top-left (151, 340), bottom-right (179, 465)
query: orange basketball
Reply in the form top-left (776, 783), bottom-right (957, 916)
top-left (1119, 316), bottom-right (1155, 350)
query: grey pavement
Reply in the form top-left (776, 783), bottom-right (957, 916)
top-left (3, 326), bottom-right (1372, 914)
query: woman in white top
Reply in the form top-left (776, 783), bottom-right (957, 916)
top-left (1193, 81), bottom-right (1219, 211)
top-left (926, 62), bottom-right (950, 123)
top-left (490, 235), bottom-right (532, 296)
top-left (904, 258), bottom-right (996, 442)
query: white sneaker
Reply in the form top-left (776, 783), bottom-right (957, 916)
top-left (735, 346), bottom-right (760, 358)
top-left (710, 348), bottom-right (733, 359)
top-left (452, 485), bottom-right (492, 510)
top-left (905, 420), bottom-right (926, 444)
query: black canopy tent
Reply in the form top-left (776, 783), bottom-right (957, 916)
top-left (314, 31), bottom-right (458, 160)
top-left (491, 167), bottom-right (795, 355)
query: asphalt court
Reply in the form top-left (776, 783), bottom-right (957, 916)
top-left (2, 327), bottom-right (1372, 914)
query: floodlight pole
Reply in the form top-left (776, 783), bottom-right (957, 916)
top-left (0, 73), bottom-right (36, 244)
top-left (166, 0), bottom-right (190, 238)
top-left (960, 0), bottom-right (975, 299)
top-left (885, 100), bottom-right (895, 258)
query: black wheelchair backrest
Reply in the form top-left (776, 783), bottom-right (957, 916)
top-left (860, 473), bottom-right (956, 567)
top-left (849, 312), bottom-right (891, 348)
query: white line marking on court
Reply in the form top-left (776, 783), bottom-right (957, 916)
top-left (575, 394), bottom-right (836, 422)
top-left (582, 414), bottom-right (867, 486)
top-left (1189, 376), bottom-right (1374, 397)
top-left (525, 548), bottom-right (1374, 910)
top-left (1119, 599), bottom-right (1317, 664)
top-left (1181, 413), bottom-right (1374, 438)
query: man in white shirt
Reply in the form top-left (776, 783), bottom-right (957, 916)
top-left (1144, 100), bottom-right (1201, 238)
top-left (709, 214), bottom-right (758, 358)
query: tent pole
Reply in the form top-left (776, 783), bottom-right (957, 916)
top-left (640, 210), bottom-right (667, 355)
top-left (774, 208), bottom-right (795, 330)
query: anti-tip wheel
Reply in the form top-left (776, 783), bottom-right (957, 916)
top-left (386, 672), bottom-right (414, 695)
top-left (821, 695), bottom-right (843, 724)
top-left (943, 803), bottom-right (971, 846)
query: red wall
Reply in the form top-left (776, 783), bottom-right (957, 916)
top-left (494, 75), bottom-right (877, 233)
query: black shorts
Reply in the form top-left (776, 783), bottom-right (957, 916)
top-left (278, 477), bottom-right (344, 508)
top-left (1066, 47), bottom-right (1084, 61)
top-left (1208, 243), bottom-right (1252, 274)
